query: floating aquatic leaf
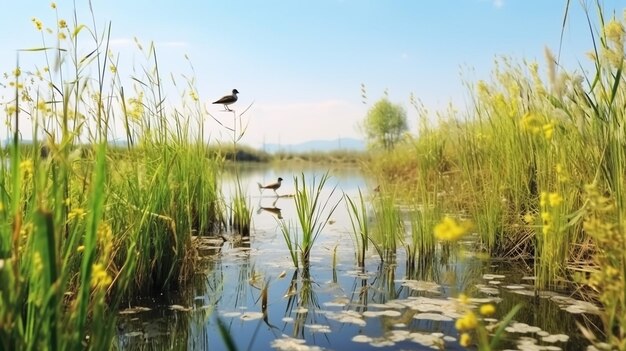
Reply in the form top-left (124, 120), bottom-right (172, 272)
top-left (305, 324), bottom-right (332, 333)
top-left (271, 335), bottom-right (324, 351)
top-left (363, 310), bottom-right (402, 318)
top-left (323, 297), bottom-right (349, 307)
top-left (119, 306), bottom-right (152, 314)
top-left (169, 304), bottom-right (191, 312)
top-left (505, 322), bottom-right (542, 334)
top-left (370, 339), bottom-right (395, 347)
top-left (329, 311), bottom-right (366, 327)
top-left (240, 312), bottom-right (264, 321)
top-left (389, 330), bottom-right (410, 342)
top-left (550, 296), bottom-right (601, 314)
top-left (414, 313), bottom-right (453, 321)
top-left (477, 286), bottom-right (500, 295)
top-left (511, 289), bottom-right (536, 297)
top-left (542, 334), bottom-right (569, 343)
top-left (124, 331), bottom-right (144, 338)
top-left (352, 335), bottom-right (373, 343)
top-left (408, 332), bottom-right (445, 348)
top-left (396, 279), bottom-right (442, 294)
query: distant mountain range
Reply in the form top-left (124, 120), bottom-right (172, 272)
top-left (261, 138), bottom-right (366, 153)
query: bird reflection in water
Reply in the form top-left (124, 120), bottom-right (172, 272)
top-left (257, 197), bottom-right (282, 219)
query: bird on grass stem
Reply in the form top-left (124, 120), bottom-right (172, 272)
top-left (258, 177), bottom-right (283, 197)
top-left (213, 89), bottom-right (239, 111)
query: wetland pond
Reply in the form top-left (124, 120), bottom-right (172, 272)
top-left (117, 165), bottom-right (599, 351)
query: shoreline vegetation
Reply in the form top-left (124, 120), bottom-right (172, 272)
top-left (1, 1), bottom-right (625, 350)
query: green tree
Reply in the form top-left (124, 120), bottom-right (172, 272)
top-left (362, 98), bottom-right (408, 150)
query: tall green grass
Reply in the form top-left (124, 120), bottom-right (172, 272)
top-left (0, 3), bottom-right (224, 349)
top-left (345, 189), bottom-right (370, 268)
top-left (366, 2), bottom-right (626, 348)
top-left (279, 173), bottom-right (339, 268)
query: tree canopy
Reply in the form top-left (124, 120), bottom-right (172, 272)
top-left (362, 98), bottom-right (408, 150)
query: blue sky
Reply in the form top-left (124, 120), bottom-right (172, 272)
top-left (0, 1), bottom-right (623, 147)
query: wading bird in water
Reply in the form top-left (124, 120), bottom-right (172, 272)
top-left (213, 89), bottom-right (239, 111)
top-left (258, 177), bottom-right (283, 197)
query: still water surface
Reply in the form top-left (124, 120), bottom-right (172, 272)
top-left (117, 164), bottom-right (596, 351)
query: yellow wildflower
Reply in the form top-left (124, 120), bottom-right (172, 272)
top-left (50, 2), bottom-right (56, 9)
top-left (542, 224), bottom-right (551, 235)
top-left (58, 19), bottom-right (67, 29)
top-left (68, 207), bottom-right (86, 221)
top-left (127, 92), bottom-right (144, 120)
top-left (540, 192), bottom-right (548, 207)
top-left (97, 223), bottom-right (114, 260)
top-left (543, 122), bottom-right (555, 140)
top-left (434, 216), bottom-right (470, 242)
top-left (91, 263), bottom-right (112, 289)
top-left (458, 293), bottom-right (469, 305)
top-left (31, 17), bottom-right (43, 31)
top-left (58, 32), bottom-right (66, 40)
top-left (459, 332), bottom-right (472, 347)
top-left (19, 160), bottom-right (34, 177)
top-left (549, 192), bottom-right (563, 207)
top-left (479, 304), bottom-right (496, 316)
top-left (556, 163), bottom-right (568, 183)
top-left (6, 105), bottom-right (16, 116)
top-left (605, 20), bottom-right (625, 43)
top-left (522, 212), bottom-right (534, 224)
top-left (13, 67), bottom-right (21, 77)
top-left (189, 90), bottom-right (199, 101)
top-left (521, 112), bottom-right (540, 132)
top-left (76, 245), bottom-right (85, 253)
top-left (33, 252), bottom-right (43, 274)
top-left (455, 311), bottom-right (478, 331)
top-left (476, 80), bottom-right (489, 97)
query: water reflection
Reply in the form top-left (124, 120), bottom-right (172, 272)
top-left (116, 164), bottom-right (598, 351)
top-left (257, 198), bottom-right (283, 219)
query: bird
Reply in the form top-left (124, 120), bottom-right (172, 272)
top-left (213, 89), bottom-right (239, 111)
top-left (257, 177), bottom-right (283, 197)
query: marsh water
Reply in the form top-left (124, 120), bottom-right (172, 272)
top-left (116, 164), bottom-right (598, 351)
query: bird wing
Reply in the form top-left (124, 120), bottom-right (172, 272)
top-left (213, 95), bottom-right (237, 104)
